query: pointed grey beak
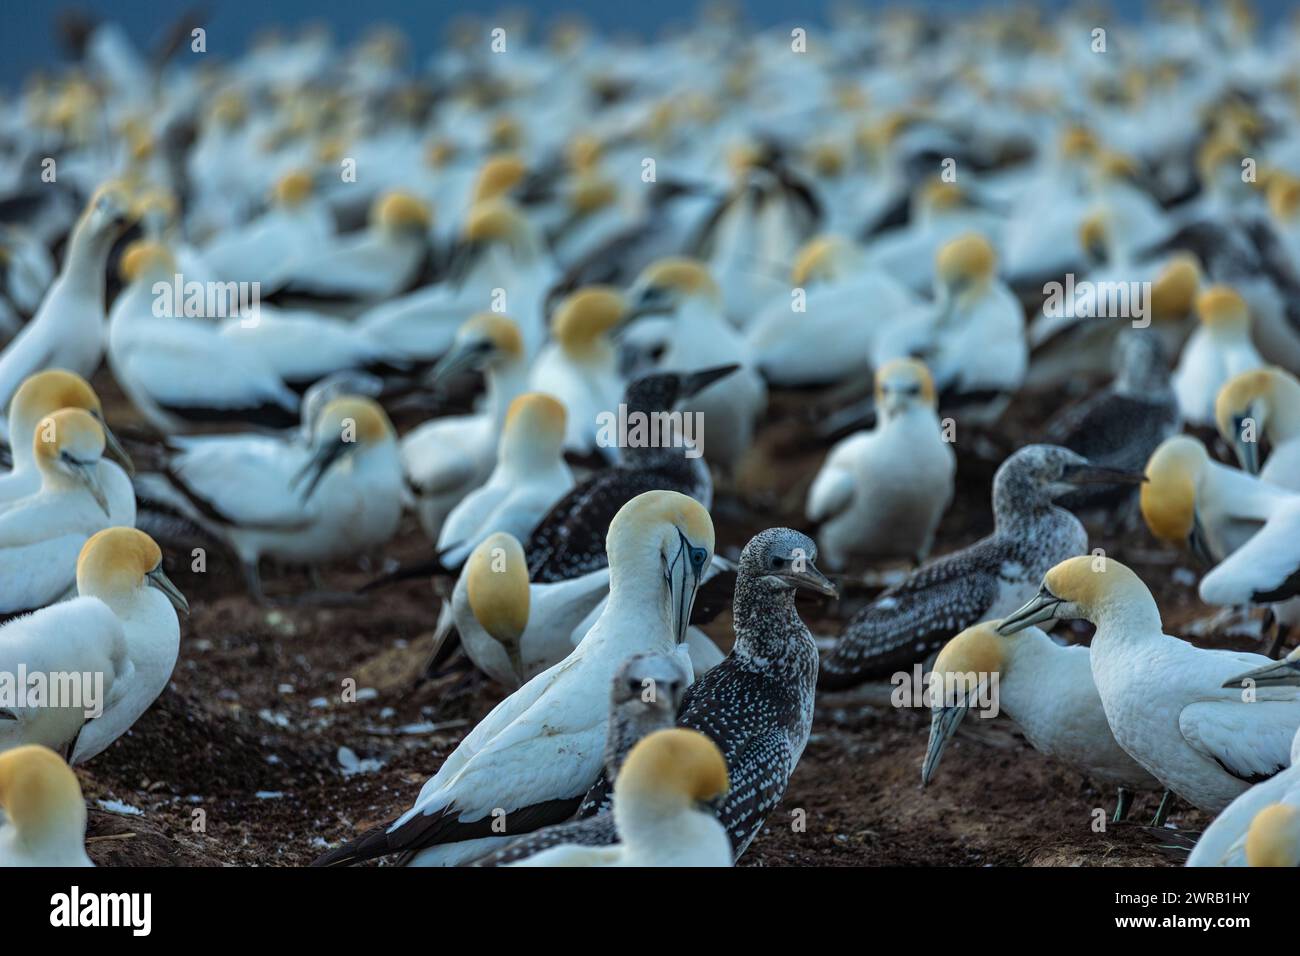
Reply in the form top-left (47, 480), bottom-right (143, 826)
top-left (681, 364), bottom-right (740, 398)
top-left (667, 534), bottom-right (706, 647)
top-left (70, 460), bottom-right (110, 516)
top-left (1222, 652), bottom-right (1300, 689)
top-left (1231, 416), bottom-right (1261, 475)
top-left (785, 559), bottom-right (838, 598)
top-left (291, 439), bottom-right (349, 502)
top-left (922, 702), bottom-right (969, 787)
top-left (1060, 462), bottom-right (1148, 486)
top-left (147, 565), bottom-right (190, 616)
top-left (90, 412), bottom-right (135, 476)
top-left (430, 338), bottom-right (491, 388)
top-left (997, 592), bottom-right (1061, 634)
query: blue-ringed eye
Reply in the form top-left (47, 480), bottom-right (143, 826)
top-left (689, 547), bottom-right (707, 567)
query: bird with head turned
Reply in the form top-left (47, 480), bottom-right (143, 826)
top-left (1172, 284), bottom-right (1264, 427)
top-left (0, 745), bottom-right (92, 866)
top-left (1215, 367), bottom-right (1300, 486)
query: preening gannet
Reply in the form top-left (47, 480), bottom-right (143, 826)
top-left (139, 397), bottom-right (402, 600)
top-left (67, 527), bottom-right (187, 764)
top-left (0, 183), bottom-right (134, 438)
top-left (1172, 285), bottom-right (1264, 427)
top-left (507, 728), bottom-right (731, 867)
top-left (819, 445), bottom-right (1145, 689)
top-left (807, 358), bottom-right (955, 570)
top-left (400, 313), bottom-right (529, 542)
top-left (1197, 484), bottom-right (1300, 610)
top-left (1215, 366), bottom-right (1300, 487)
top-left (999, 557), bottom-right (1300, 814)
top-left (922, 620), bottom-right (1161, 821)
top-left (311, 490), bottom-right (715, 867)
top-left (0, 409), bottom-right (120, 614)
top-left (0, 745), bottom-right (92, 867)
top-left (472, 651), bottom-right (689, 866)
top-left (1187, 649), bottom-right (1300, 866)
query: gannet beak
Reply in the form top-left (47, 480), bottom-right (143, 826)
top-left (681, 363), bottom-right (740, 398)
top-left (147, 565), bottom-right (190, 616)
top-left (429, 338), bottom-right (490, 387)
top-left (91, 413), bottom-right (135, 476)
top-left (997, 591), bottom-right (1061, 634)
top-left (1222, 654), bottom-right (1300, 689)
top-left (921, 701), bottom-right (969, 787)
top-left (1060, 462), bottom-right (1148, 486)
top-left (784, 558), bottom-right (838, 598)
top-left (291, 439), bottom-right (349, 502)
top-left (1231, 415), bottom-right (1260, 475)
top-left (666, 531), bottom-right (706, 646)
top-left (72, 461), bottom-right (110, 516)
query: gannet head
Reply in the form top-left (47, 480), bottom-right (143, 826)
top-left (292, 397), bottom-right (395, 502)
top-left (875, 358), bottom-right (937, 417)
top-left (461, 198), bottom-right (539, 262)
top-left (621, 365), bottom-right (739, 417)
top-left (1222, 645), bottom-right (1300, 690)
top-left (1215, 367), bottom-right (1296, 474)
top-left (607, 490), bottom-right (714, 646)
top-left (627, 257), bottom-right (722, 318)
top-left (566, 133), bottom-right (604, 173)
top-left (1078, 211), bottom-right (1109, 264)
top-left (1140, 435), bottom-right (1209, 555)
top-left (998, 555), bottom-right (1151, 634)
top-left (210, 90), bottom-right (247, 127)
top-left (0, 745), bottom-right (87, 850)
top-left (465, 532), bottom-right (530, 678)
top-left (77, 526), bottom-right (188, 614)
top-left (739, 527), bottom-right (837, 597)
top-left (33, 407), bottom-right (108, 514)
top-left (119, 239), bottom-right (177, 284)
top-left (131, 186), bottom-right (178, 231)
top-left (1092, 149), bottom-right (1141, 185)
top-left (1196, 135), bottom-right (1247, 195)
top-left (10, 370), bottom-right (132, 473)
top-left (1196, 285), bottom-right (1251, 336)
top-left (472, 153), bottom-right (527, 203)
top-left (615, 728), bottom-right (728, 812)
top-left (273, 169), bottom-right (315, 208)
top-left (371, 191), bottom-right (433, 235)
top-left (488, 115), bottom-right (523, 152)
top-left (791, 235), bottom-right (852, 287)
top-left (424, 138), bottom-right (458, 169)
top-left (1245, 804), bottom-right (1300, 868)
top-left (553, 286), bottom-right (626, 356)
top-left (807, 142), bottom-right (846, 178)
top-left (1267, 173), bottom-right (1300, 224)
top-left (935, 232), bottom-right (996, 302)
top-left (1149, 255), bottom-right (1201, 322)
top-left (501, 392), bottom-right (566, 465)
top-left (1056, 124), bottom-right (1096, 162)
top-left (431, 312), bottom-right (524, 386)
top-left (565, 172), bottom-right (617, 217)
top-left (610, 651), bottom-right (690, 735)
top-left (81, 180), bottom-right (135, 237)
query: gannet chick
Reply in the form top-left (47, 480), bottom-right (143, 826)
top-left (999, 557), bottom-right (1300, 814)
top-left (0, 183), bottom-right (134, 436)
top-left (0, 745), bottom-right (92, 866)
top-left (528, 287), bottom-right (626, 457)
top-left (0, 369), bottom-right (133, 514)
top-left (271, 190), bottom-right (431, 300)
top-left (472, 651), bottom-right (689, 866)
top-left (68, 527), bottom-right (187, 763)
top-left (1215, 367), bottom-right (1300, 486)
top-left (807, 359), bottom-right (955, 570)
top-left (523, 366), bottom-right (734, 583)
top-left (819, 445), bottom-right (1145, 689)
top-left (507, 729), bottom-right (731, 867)
top-left (141, 397), bottom-right (402, 601)
top-left (400, 313), bottom-right (528, 542)
top-left (1172, 286), bottom-right (1264, 427)
top-left (311, 490), bottom-right (715, 867)
top-left (1188, 649), bottom-right (1300, 866)
top-left (0, 409), bottom-right (118, 614)
top-left (922, 621), bottom-right (1161, 822)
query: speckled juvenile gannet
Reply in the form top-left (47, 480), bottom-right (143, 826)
top-left (0, 183), bottom-right (134, 439)
top-left (401, 313), bottom-right (529, 542)
top-left (1215, 366), bottom-right (1300, 486)
top-left (999, 557), bottom-right (1300, 814)
top-left (507, 728), bottom-right (731, 867)
top-left (923, 620), bottom-right (1161, 822)
top-left (1188, 649), bottom-right (1300, 866)
top-left (140, 397), bottom-right (402, 600)
top-left (68, 527), bottom-right (187, 764)
top-left (471, 651), bottom-right (689, 866)
top-left (0, 409), bottom-right (120, 615)
top-left (807, 358), bottom-right (955, 570)
top-left (1172, 286), bottom-right (1264, 427)
top-left (0, 745), bottom-right (93, 866)
top-left (311, 490), bottom-right (714, 867)
top-left (0, 370), bottom-right (133, 514)
top-left (820, 445), bottom-right (1144, 688)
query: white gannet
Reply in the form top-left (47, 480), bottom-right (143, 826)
top-left (508, 728), bottom-right (731, 867)
top-left (0, 409), bottom-right (118, 614)
top-left (1188, 649), bottom-right (1300, 866)
top-left (923, 620), bottom-right (1162, 822)
top-left (137, 397), bottom-right (402, 600)
top-left (400, 313), bottom-right (529, 542)
top-left (1172, 285), bottom-right (1265, 427)
top-left (806, 358), bottom-right (955, 570)
top-left (107, 240), bottom-right (301, 433)
top-left (0, 745), bottom-right (93, 866)
top-left (311, 490), bottom-right (715, 867)
top-left (1215, 366), bottom-right (1300, 487)
top-left (998, 556), bottom-right (1300, 814)
top-left (819, 445), bottom-right (1145, 689)
top-left (0, 183), bottom-right (134, 437)
top-left (67, 527), bottom-right (188, 764)
top-left (1197, 486), bottom-right (1300, 611)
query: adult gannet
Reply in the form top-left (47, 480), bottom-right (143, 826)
top-left (819, 445), bottom-right (1144, 689)
top-left (807, 359), bottom-right (955, 570)
top-left (1197, 485), bottom-right (1300, 611)
top-left (400, 313), bottom-right (529, 542)
top-left (0, 409), bottom-right (119, 615)
top-left (1215, 366), bottom-right (1300, 486)
top-left (507, 728), bottom-right (731, 867)
top-left (998, 557), bottom-right (1300, 814)
top-left (0, 745), bottom-right (93, 867)
top-left (1187, 649), bottom-right (1300, 866)
top-left (67, 527), bottom-right (187, 763)
top-left (922, 620), bottom-right (1162, 822)
top-left (311, 490), bottom-right (715, 867)
top-left (0, 183), bottom-right (133, 437)
top-left (138, 397), bottom-right (402, 600)
top-left (1172, 286), bottom-right (1264, 427)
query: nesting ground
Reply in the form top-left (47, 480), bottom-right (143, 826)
top-left (79, 368), bottom-right (1242, 867)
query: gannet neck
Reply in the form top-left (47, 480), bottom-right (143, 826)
top-left (731, 571), bottom-right (805, 659)
top-left (1204, 458), bottom-right (1292, 522)
top-left (61, 212), bottom-right (116, 300)
top-left (602, 543), bottom-right (675, 644)
top-left (1086, 570), bottom-right (1164, 638)
top-left (486, 355), bottom-right (529, 434)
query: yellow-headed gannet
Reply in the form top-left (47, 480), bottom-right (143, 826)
top-left (1172, 285), bottom-right (1264, 427)
top-left (1215, 366), bottom-right (1300, 487)
top-left (0, 745), bottom-right (92, 866)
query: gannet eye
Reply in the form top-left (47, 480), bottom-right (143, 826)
top-left (689, 546), bottom-right (708, 568)
top-left (771, 555), bottom-right (788, 570)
